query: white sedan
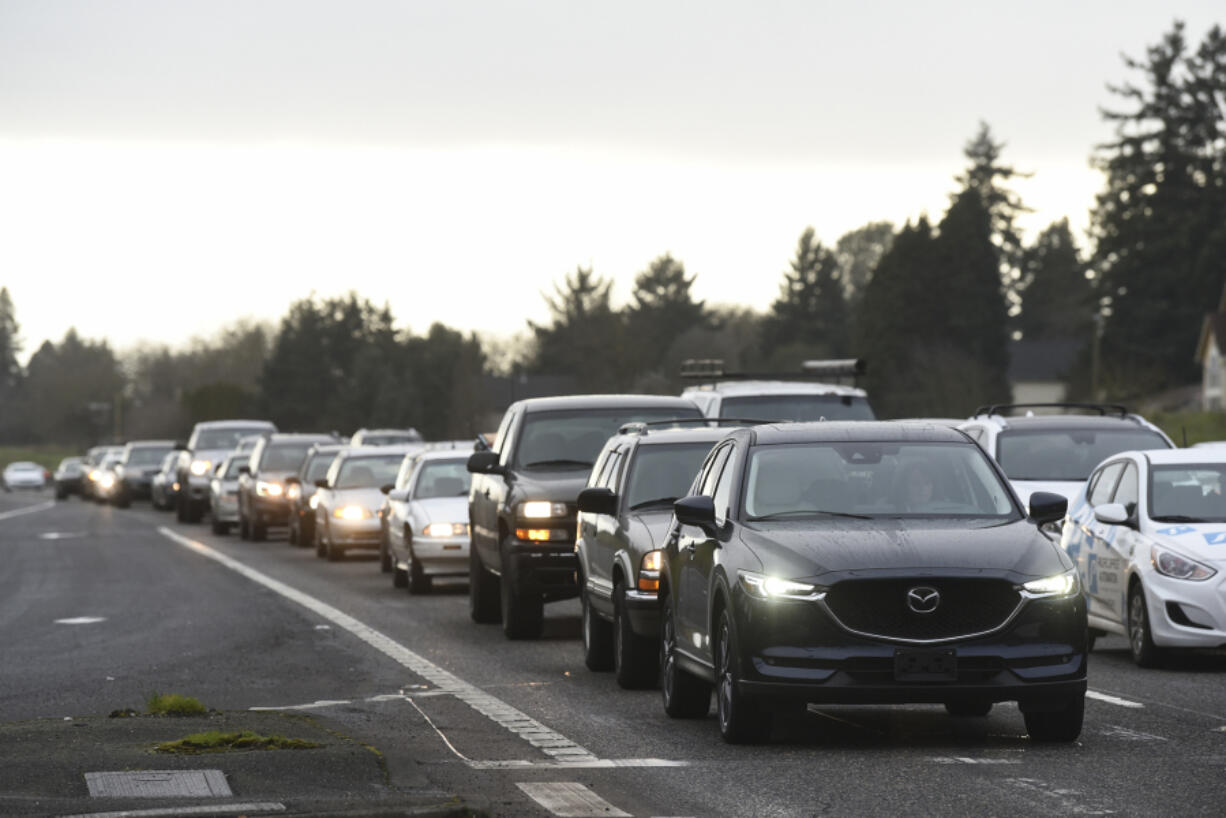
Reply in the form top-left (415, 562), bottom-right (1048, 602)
top-left (3, 461), bottom-right (47, 490)
top-left (1060, 448), bottom-right (1226, 666)
top-left (385, 450), bottom-right (471, 594)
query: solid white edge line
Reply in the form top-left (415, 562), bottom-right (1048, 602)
top-left (157, 526), bottom-right (600, 762)
top-left (1087, 690), bottom-right (1144, 709)
top-left (61, 803), bottom-right (286, 818)
top-left (517, 782), bottom-right (632, 818)
top-left (0, 500), bottom-right (56, 521)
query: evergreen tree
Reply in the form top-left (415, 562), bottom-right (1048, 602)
top-left (761, 227), bottom-right (848, 364)
top-left (1091, 21), bottom-right (1226, 394)
top-left (835, 221), bottom-right (895, 310)
top-left (625, 253), bottom-right (706, 380)
top-left (22, 329), bottom-right (126, 446)
top-left (0, 288), bottom-right (22, 442)
top-left (1016, 220), bottom-right (1093, 343)
top-left (527, 267), bottom-right (625, 391)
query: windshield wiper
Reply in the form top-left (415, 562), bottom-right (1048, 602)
top-left (523, 459), bottom-right (594, 469)
top-left (748, 509), bottom-right (872, 521)
top-left (1150, 514), bottom-right (1203, 522)
top-left (630, 496), bottom-right (676, 510)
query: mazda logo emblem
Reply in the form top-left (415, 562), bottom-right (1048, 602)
top-left (906, 586), bottom-right (940, 614)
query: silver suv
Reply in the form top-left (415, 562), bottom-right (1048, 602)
top-left (680, 359), bottom-right (874, 421)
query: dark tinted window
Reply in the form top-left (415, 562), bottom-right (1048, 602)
top-left (262, 444), bottom-right (313, 471)
top-left (625, 443), bottom-right (714, 510)
top-left (221, 456), bottom-right (249, 479)
top-left (195, 427), bottom-right (270, 450)
top-left (305, 453), bottom-right (338, 483)
top-left (515, 406), bottom-right (702, 470)
top-left (1150, 464), bottom-right (1226, 522)
top-left (127, 447), bottom-right (172, 466)
top-left (721, 394), bottom-right (875, 421)
top-left (996, 428), bottom-right (1170, 481)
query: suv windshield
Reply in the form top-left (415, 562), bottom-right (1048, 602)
top-left (361, 434), bottom-right (421, 446)
top-left (127, 447), bottom-right (172, 466)
top-left (305, 453), bottom-right (337, 483)
top-left (335, 455), bottom-right (404, 489)
top-left (414, 459), bottom-right (471, 498)
top-left (516, 407), bottom-right (702, 469)
top-left (1150, 464), bottom-right (1226, 522)
top-left (221, 456), bottom-right (249, 479)
top-left (195, 428), bottom-right (270, 450)
top-left (626, 443), bottom-right (713, 509)
top-left (744, 441), bottom-right (1016, 520)
top-left (997, 428), bottom-right (1169, 481)
top-left (721, 394), bottom-right (875, 421)
top-left (262, 444), bottom-right (313, 471)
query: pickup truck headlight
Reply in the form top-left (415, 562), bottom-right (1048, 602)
top-left (1021, 569), bottom-right (1080, 597)
top-left (738, 570), bottom-right (824, 601)
top-left (638, 550), bottom-right (662, 593)
top-left (519, 501), bottom-right (568, 519)
top-left (1152, 547), bottom-right (1216, 581)
top-left (189, 459), bottom-right (212, 476)
top-left (256, 480), bottom-right (283, 497)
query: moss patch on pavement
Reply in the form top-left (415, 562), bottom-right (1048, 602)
top-left (155, 729), bottom-right (323, 754)
top-left (145, 693), bottom-right (208, 716)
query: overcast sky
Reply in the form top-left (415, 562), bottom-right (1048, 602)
top-left (2, 1), bottom-right (1222, 363)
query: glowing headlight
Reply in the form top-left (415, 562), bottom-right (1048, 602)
top-left (286, 484), bottom-right (301, 500)
top-left (335, 505), bottom-right (370, 521)
top-left (424, 522), bottom-right (468, 537)
top-left (638, 550), bottom-right (663, 592)
top-left (256, 480), bottom-right (283, 497)
top-left (738, 570), bottom-right (823, 601)
top-left (1022, 569), bottom-right (1080, 597)
top-left (308, 495), bottom-right (319, 509)
top-left (520, 501), bottom-right (567, 519)
top-left (1152, 547), bottom-right (1216, 581)
top-left (98, 474), bottom-right (116, 490)
top-left (189, 459), bottom-right (212, 476)
top-left (88, 469), bottom-right (101, 482)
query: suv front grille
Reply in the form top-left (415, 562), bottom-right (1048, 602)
top-left (823, 578), bottom-right (1022, 643)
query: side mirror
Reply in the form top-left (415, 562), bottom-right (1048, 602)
top-left (674, 494), bottom-right (717, 531)
top-left (173, 441), bottom-right (188, 450)
top-left (380, 483), bottom-right (394, 495)
top-left (577, 487), bottom-right (618, 516)
top-left (467, 451), bottom-right (503, 475)
top-left (389, 487), bottom-right (411, 502)
top-left (1093, 502), bottom-right (1130, 526)
top-left (1029, 491), bottom-right (1068, 526)
top-left (314, 479), bottom-right (329, 489)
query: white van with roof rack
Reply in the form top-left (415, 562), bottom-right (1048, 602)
top-left (679, 358), bottom-right (875, 421)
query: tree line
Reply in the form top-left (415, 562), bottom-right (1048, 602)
top-left (0, 21), bottom-right (1221, 446)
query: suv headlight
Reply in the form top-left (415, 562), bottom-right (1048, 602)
top-left (189, 459), bottom-right (212, 476)
top-left (1152, 546), bottom-right (1216, 581)
top-left (256, 480), bottom-right (283, 497)
top-left (1021, 569), bottom-right (1080, 597)
top-left (738, 570), bottom-right (824, 601)
top-left (519, 501), bottom-right (568, 519)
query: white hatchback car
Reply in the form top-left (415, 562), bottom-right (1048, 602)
top-left (3, 461), bottom-right (47, 490)
top-left (1060, 448), bottom-right (1226, 666)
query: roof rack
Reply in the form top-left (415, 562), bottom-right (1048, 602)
top-left (617, 418), bottom-right (779, 436)
top-left (972, 402), bottom-right (1129, 418)
top-left (679, 358), bottom-right (866, 382)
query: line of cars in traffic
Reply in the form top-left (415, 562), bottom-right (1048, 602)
top-left (47, 362), bottom-right (1226, 745)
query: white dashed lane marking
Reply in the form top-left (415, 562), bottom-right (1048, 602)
top-left (517, 782), bottom-right (632, 818)
top-left (160, 527), bottom-right (685, 770)
top-left (1087, 690), bottom-right (1144, 709)
top-left (0, 500), bottom-right (56, 521)
top-left (55, 617), bottom-right (106, 625)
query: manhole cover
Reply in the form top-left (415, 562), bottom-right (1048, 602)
top-left (85, 770), bottom-right (232, 797)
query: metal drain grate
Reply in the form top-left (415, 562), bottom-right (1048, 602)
top-left (84, 770), bottom-right (232, 798)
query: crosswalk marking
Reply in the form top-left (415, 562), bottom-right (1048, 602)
top-left (517, 782), bottom-right (631, 818)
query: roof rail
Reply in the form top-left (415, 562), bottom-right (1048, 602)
top-left (679, 358), bottom-right (866, 382)
top-left (972, 402), bottom-right (1129, 418)
top-left (617, 418), bottom-right (779, 435)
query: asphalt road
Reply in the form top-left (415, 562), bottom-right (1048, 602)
top-left (3, 488), bottom-right (1226, 817)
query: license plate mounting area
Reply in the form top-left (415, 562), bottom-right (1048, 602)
top-left (893, 647), bottom-right (957, 681)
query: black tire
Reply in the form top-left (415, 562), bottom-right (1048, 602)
top-left (184, 498), bottom-right (203, 523)
top-left (407, 537), bottom-right (430, 594)
top-left (582, 589), bottom-right (614, 671)
top-left (211, 518), bottom-right (226, 536)
top-left (614, 582), bottom-right (658, 689)
top-left (945, 701), bottom-right (993, 717)
top-left (251, 521), bottom-right (267, 542)
top-left (1128, 583), bottom-right (1164, 668)
top-left (501, 568), bottom-right (544, 640)
top-left (176, 494), bottom-right (188, 522)
top-left (1024, 694), bottom-right (1085, 742)
top-left (469, 543), bottom-right (501, 623)
top-left (314, 522), bottom-right (326, 559)
top-left (239, 511), bottom-right (251, 540)
top-left (393, 563), bottom-right (408, 588)
top-left (716, 609), bottom-right (772, 744)
top-left (380, 532), bottom-right (393, 573)
top-left (660, 598), bottom-right (710, 718)
top-left (288, 518), bottom-right (299, 546)
top-left (114, 488), bottom-right (130, 509)
top-left (325, 528), bottom-right (340, 562)
top-left (55, 489), bottom-right (67, 501)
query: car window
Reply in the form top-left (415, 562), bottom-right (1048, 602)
top-left (395, 456), bottom-right (417, 489)
top-left (743, 441), bottom-right (1016, 520)
top-left (334, 455), bottom-right (404, 489)
top-left (720, 394), bottom-right (875, 421)
top-left (195, 427), bottom-right (271, 450)
top-left (1088, 462), bottom-right (1125, 507)
top-left (626, 442), bottom-right (714, 510)
top-left (995, 427), bottom-right (1170, 481)
top-left (711, 447), bottom-right (738, 524)
top-left (514, 406), bottom-right (702, 470)
top-left (222, 456), bottom-right (249, 479)
top-left (127, 447), bottom-right (172, 466)
top-left (413, 459), bottom-right (471, 498)
top-left (1150, 463), bottom-right (1226, 522)
top-left (1112, 462), bottom-right (1139, 516)
top-left (598, 451), bottom-right (623, 491)
top-left (699, 445), bottom-right (732, 497)
top-left (306, 453), bottom-right (337, 483)
top-left (262, 444), bottom-right (314, 471)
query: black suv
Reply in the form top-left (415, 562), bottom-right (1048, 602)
top-left (659, 421), bottom-right (1086, 744)
top-left (111, 440), bottom-right (177, 507)
top-left (467, 395), bottom-right (703, 639)
top-left (237, 433), bottom-right (336, 541)
top-left (577, 422), bottom-right (737, 688)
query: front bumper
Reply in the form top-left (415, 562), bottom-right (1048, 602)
top-left (327, 517), bottom-right (381, 548)
top-left (732, 590), bottom-right (1087, 708)
top-left (623, 589), bottom-right (661, 638)
top-left (403, 534), bottom-right (469, 576)
top-left (251, 495), bottom-right (291, 526)
top-left (212, 493), bottom-right (240, 524)
top-left (1143, 569), bottom-right (1226, 649)
top-left (505, 539), bottom-right (579, 601)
